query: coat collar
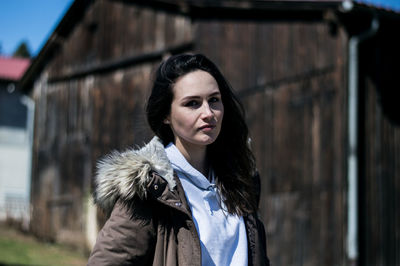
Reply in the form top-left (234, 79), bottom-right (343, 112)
top-left (94, 136), bottom-right (176, 213)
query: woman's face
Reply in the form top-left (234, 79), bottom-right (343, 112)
top-left (166, 70), bottom-right (224, 151)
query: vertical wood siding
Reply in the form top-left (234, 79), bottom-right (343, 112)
top-left (359, 24), bottom-right (400, 266)
top-left (195, 19), bottom-right (348, 266)
top-left (30, 0), bottom-right (192, 248)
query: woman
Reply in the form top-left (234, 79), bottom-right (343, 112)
top-left (88, 54), bottom-right (269, 265)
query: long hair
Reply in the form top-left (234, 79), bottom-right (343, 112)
top-left (146, 54), bottom-right (257, 215)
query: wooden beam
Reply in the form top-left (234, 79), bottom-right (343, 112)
top-left (48, 42), bottom-right (194, 83)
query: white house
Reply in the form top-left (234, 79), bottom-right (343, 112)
top-left (0, 56), bottom-right (32, 228)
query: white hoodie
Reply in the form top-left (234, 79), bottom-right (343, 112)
top-left (165, 143), bottom-right (248, 266)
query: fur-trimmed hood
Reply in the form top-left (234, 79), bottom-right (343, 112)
top-left (94, 136), bottom-right (176, 213)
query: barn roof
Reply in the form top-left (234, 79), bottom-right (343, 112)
top-left (0, 56), bottom-right (30, 82)
top-left (19, 0), bottom-right (400, 92)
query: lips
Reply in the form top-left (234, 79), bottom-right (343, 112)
top-left (199, 124), bottom-right (216, 131)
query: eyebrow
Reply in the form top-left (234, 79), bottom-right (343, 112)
top-left (181, 91), bottom-right (221, 101)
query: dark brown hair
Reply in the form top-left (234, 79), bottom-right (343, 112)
top-left (146, 54), bottom-right (257, 215)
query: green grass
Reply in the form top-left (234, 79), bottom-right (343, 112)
top-left (0, 224), bottom-right (88, 266)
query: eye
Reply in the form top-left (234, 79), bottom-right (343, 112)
top-left (209, 97), bottom-right (220, 103)
top-left (184, 100), bottom-right (199, 107)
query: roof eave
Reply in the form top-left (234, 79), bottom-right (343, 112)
top-left (19, 0), bottom-right (93, 93)
top-left (19, 0), bottom-right (400, 93)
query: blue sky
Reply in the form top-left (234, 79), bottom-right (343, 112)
top-left (357, 0), bottom-right (400, 10)
top-left (0, 0), bottom-right (399, 58)
top-left (0, 0), bottom-right (73, 57)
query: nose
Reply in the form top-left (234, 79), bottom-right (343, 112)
top-left (200, 102), bottom-right (213, 120)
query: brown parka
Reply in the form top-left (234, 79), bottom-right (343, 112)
top-left (87, 137), bottom-right (270, 266)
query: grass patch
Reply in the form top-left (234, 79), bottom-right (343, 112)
top-left (0, 224), bottom-right (88, 265)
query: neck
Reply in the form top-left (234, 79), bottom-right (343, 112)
top-left (175, 140), bottom-right (208, 176)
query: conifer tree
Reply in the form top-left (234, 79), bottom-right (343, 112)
top-left (13, 41), bottom-right (31, 58)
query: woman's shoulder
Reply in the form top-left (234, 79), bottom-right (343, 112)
top-left (93, 136), bottom-right (176, 215)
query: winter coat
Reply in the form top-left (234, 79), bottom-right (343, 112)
top-left (87, 137), bottom-right (270, 266)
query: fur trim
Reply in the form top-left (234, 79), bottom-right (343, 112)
top-left (94, 136), bottom-right (176, 213)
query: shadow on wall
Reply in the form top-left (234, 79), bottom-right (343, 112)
top-left (365, 25), bottom-right (400, 126)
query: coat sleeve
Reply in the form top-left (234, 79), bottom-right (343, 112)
top-left (87, 200), bottom-right (157, 266)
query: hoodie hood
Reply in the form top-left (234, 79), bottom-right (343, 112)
top-left (94, 136), bottom-right (176, 213)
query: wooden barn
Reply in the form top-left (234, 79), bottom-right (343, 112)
top-left (20, 0), bottom-right (400, 265)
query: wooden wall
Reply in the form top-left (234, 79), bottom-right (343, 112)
top-left (30, 0), bottom-right (192, 247)
top-left (359, 21), bottom-right (400, 266)
top-left (195, 19), bottom-right (348, 266)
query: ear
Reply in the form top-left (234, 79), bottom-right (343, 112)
top-left (164, 117), bottom-right (170, 124)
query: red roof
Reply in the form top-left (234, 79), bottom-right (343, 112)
top-left (0, 56), bottom-right (30, 81)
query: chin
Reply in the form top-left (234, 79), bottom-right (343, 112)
top-left (196, 136), bottom-right (218, 146)
top-left (179, 133), bottom-right (220, 147)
